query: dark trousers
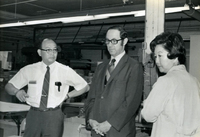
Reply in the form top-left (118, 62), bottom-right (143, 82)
top-left (23, 108), bottom-right (64, 137)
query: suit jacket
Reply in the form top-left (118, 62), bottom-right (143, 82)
top-left (85, 54), bottom-right (143, 137)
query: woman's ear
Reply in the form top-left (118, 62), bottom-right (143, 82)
top-left (37, 49), bottom-right (41, 57)
top-left (174, 57), bottom-right (179, 65)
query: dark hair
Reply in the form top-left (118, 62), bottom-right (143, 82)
top-left (150, 32), bottom-right (186, 64)
top-left (106, 26), bottom-right (128, 39)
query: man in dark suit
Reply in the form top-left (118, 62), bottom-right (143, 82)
top-left (85, 26), bottom-right (143, 137)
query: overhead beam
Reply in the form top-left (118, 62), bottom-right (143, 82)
top-left (0, 10), bottom-right (28, 20)
top-left (183, 6), bottom-right (200, 21)
top-left (0, 0), bottom-right (186, 24)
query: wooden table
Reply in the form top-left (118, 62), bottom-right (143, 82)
top-left (0, 101), bottom-right (30, 135)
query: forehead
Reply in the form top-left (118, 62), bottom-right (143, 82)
top-left (155, 44), bottom-right (168, 53)
top-left (106, 29), bottom-right (120, 39)
top-left (42, 40), bottom-right (57, 48)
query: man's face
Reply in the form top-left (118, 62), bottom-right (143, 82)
top-left (37, 39), bottom-right (58, 66)
top-left (105, 29), bottom-right (127, 57)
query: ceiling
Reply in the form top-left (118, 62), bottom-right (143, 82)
top-left (0, 0), bottom-right (200, 47)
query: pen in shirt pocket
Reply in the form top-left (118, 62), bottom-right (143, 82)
top-left (55, 82), bottom-right (62, 91)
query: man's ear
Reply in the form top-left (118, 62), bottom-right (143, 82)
top-left (123, 38), bottom-right (128, 46)
top-left (37, 49), bottom-right (41, 57)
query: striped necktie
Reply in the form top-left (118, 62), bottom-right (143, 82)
top-left (39, 66), bottom-right (50, 110)
top-left (108, 59), bottom-right (116, 74)
top-left (106, 59), bottom-right (116, 81)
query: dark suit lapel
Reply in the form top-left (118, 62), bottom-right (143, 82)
top-left (99, 60), bottom-right (110, 88)
top-left (107, 54), bottom-right (128, 84)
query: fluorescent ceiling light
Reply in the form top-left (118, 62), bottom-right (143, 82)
top-left (0, 22), bottom-right (25, 28)
top-left (134, 10), bottom-right (145, 17)
top-left (25, 19), bottom-right (59, 25)
top-left (194, 6), bottom-right (200, 10)
top-left (61, 16), bottom-right (95, 23)
top-left (61, 15), bottom-right (109, 23)
top-left (133, 4), bottom-right (200, 17)
top-left (95, 11), bottom-right (137, 18)
top-left (165, 4), bottom-right (190, 13)
top-left (0, 4), bottom-right (199, 28)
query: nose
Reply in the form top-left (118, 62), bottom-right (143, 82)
top-left (49, 51), bottom-right (54, 55)
top-left (48, 51), bottom-right (57, 57)
top-left (155, 57), bottom-right (159, 65)
top-left (106, 42), bottom-right (113, 47)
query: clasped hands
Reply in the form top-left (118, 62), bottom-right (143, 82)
top-left (89, 119), bottom-right (111, 136)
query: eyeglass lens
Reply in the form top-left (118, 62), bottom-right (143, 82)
top-left (105, 39), bottom-right (121, 44)
top-left (41, 49), bottom-right (59, 53)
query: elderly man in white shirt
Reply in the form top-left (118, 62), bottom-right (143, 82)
top-left (5, 38), bottom-right (89, 137)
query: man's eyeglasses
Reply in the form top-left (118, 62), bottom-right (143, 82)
top-left (105, 39), bottom-right (123, 45)
top-left (40, 48), bottom-right (60, 54)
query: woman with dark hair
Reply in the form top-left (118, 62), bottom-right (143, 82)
top-left (141, 32), bottom-right (200, 137)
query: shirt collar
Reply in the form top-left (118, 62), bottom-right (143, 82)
top-left (168, 65), bottom-right (186, 73)
top-left (41, 61), bottom-right (56, 71)
top-left (110, 51), bottom-right (125, 65)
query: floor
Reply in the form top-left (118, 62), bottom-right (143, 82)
top-left (0, 117), bottom-right (150, 137)
top-left (0, 117), bottom-right (90, 137)
top-left (0, 119), bottom-right (19, 137)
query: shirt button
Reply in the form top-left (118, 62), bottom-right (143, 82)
top-left (101, 96), bottom-right (104, 99)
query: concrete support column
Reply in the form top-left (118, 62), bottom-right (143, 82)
top-left (143, 0), bottom-right (165, 99)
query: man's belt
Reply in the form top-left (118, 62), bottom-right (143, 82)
top-left (30, 106), bottom-right (60, 112)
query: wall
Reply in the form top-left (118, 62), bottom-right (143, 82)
top-left (189, 35), bottom-right (200, 82)
top-left (0, 41), bottom-right (33, 70)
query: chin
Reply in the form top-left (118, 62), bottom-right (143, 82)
top-left (108, 50), bottom-right (115, 55)
top-left (48, 59), bottom-right (56, 64)
top-left (158, 68), bottom-right (164, 73)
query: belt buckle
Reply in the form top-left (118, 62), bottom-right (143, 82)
top-left (41, 106), bottom-right (59, 111)
top-left (41, 108), bottom-right (49, 111)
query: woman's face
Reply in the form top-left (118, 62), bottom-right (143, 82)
top-left (154, 44), bottom-right (177, 73)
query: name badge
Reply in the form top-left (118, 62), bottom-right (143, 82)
top-left (29, 80), bottom-right (36, 84)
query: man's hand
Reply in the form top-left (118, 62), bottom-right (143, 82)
top-left (97, 121), bottom-right (111, 134)
top-left (89, 119), bottom-right (104, 136)
top-left (16, 90), bottom-right (29, 102)
top-left (89, 119), bottom-right (99, 129)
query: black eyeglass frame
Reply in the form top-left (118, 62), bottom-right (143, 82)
top-left (105, 38), bottom-right (124, 45)
top-left (40, 48), bottom-right (60, 53)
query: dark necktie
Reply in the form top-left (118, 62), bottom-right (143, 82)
top-left (39, 66), bottom-right (50, 110)
top-left (108, 59), bottom-right (116, 74)
top-left (106, 59), bottom-right (116, 81)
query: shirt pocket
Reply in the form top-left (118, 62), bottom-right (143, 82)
top-left (53, 81), bottom-right (68, 97)
top-left (27, 83), bottom-right (38, 98)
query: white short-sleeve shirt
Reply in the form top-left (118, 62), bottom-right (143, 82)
top-left (9, 61), bottom-right (88, 108)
